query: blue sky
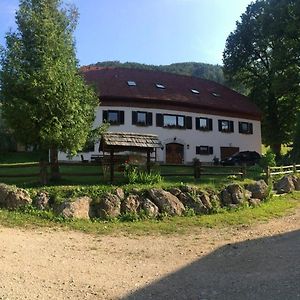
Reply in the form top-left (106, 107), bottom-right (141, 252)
top-left (0, 0), bottom-right (252, 66)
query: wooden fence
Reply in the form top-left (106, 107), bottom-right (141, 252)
top-left (0, 160), bottom-right (247, 184)
top-left (266, 164), bottom-right (300, 181)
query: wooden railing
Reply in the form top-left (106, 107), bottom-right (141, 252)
top-left (266, 164), bottom-right (300, 180)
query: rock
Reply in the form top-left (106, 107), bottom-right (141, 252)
top-left (276, 175), bottom-right (295, 194)
top-left (148, 188), bottom-right (185, 216)
top-left (177, 192), bottom-right (207, 214)
top-left (220, 184), bottom-right (246, 206)
top-left (115, 188), bottom-right (125, 200)
top-left (0, 183), bottom-right (32, 210)
top-left (291, 176), bottom-right (300, 191)
top-left (248, 198), bottom-right (261, 207)
top-left (139, 198), bottom-right (159, 217)
top-left (169, 188), bottom-right (182, 197)
top-left (34, 192), bottom-right (50, 210)
top-left (244, 189), bottom-right (252, 201)
top-left (121, 194), bottom-right (140, 214)
top-left (180, 185), bottom-right (195, 193)
top-left (199, 192), bottom-right (213, 210)
top-left (220, 189), bottom-right (232, 206)
top-left (95, 193), bottom-right (121, 219)
top-left (59, 196), bottom-right (92, 219)
top-left (227, 184), bottom-right (245, 204)
top-left (246, 180), bottom-right (269, 199)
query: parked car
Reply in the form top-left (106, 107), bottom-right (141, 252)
top-left (221, 151), bottom-right (261, 166)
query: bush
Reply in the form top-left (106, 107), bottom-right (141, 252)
top-left (259, 149), bottom-right (276, 169)
top-left (124, 163), bottom-right (162, 184)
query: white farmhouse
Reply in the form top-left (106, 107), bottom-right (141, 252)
top-left (58, 67), bottom-right (261, 164)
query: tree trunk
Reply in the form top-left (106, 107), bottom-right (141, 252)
top-left (49, 147), bottom-right (61, 180)
top-left (270, 143), bottom-right (281, 161)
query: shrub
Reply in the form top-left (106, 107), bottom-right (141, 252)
top-left (259, 149), bottom-right (276, 169)
top-left (124, 163), bottom-right (162, 184)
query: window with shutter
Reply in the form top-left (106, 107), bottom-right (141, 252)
top-left (238, 121), bottom-right (253, 134)
top-left (104, 110), bottom-right (125, 125)
top-left (196, 145), bottom-right (213, 155)
top-left (196, 117), bottom-right (213, 131)
top-left (218, 119), bottom-right (234, 133)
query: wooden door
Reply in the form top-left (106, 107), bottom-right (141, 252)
top-left (166, 143), bottom-right (184, 164)
top-left (220, 147), bottom-right (239, 161)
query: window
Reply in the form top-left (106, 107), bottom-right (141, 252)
top-left (196, 146), bottom-right (213, 155)
top-left (196, 117), bottom-right (213, 131)
top-left (127, 80), bottom-right (136, 86)
top-left (102, 110), bottom-right (124, 125)
top-left (218, 119), bottom-right (234, 133)
top-left (191, 89), bottom-right (200, 94)
top-left (239, 122), bottom-right (253, 134)
top-left (156, 114), bottom-right (192, 129)
top-left (81, 140), bottom-right (94, 152)
top-left (156, 83), bottom-right (165, 89)
top-left (132, 111), bottom-right (152, 126)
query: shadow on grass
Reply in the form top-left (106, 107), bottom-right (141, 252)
top-left (123, 230), bottom-right (300, 300)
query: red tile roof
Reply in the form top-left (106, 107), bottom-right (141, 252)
top-left (81, 67), bottom-right (261, 120)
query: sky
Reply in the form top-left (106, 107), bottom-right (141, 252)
top-left (0, 0), bottom-right (253, 66)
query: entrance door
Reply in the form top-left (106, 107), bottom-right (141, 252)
top-left (166, 143), bottom-right (184, 164)
top-left (220, 147), bottom-right (239, 161)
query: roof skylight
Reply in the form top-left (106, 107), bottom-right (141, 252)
top-left (156, 83), bottom-right (165, 89)
top-left (191, 89), bottom-right (200, 94)
top-left (212, 92), bottom-right (221, 97)
top-left (127, 80), bottom-right (136, 86)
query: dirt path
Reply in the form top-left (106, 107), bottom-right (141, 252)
top-left (0, 208), bottom-right (299, 300)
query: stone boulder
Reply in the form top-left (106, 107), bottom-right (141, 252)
top-left (177, 192), bottom-right (207, 214)
top-left (168, 187), bottom-right (182, 197)
top-left (199, 192), bottom-right (213, 210)
top-left (291, 176), bottom-right (300, 191)
top-left (58, 196), bottom-right (92, 219)
top-left (220, 184), bottom-right (247, 206)
top-left (115, 188), bottom-right (125, 200)
top-left (248, 198), bottom-right (261, 207)
top-left (246, 180), bottom-right (269, 200)
top-left (34, 192), bottom-right (50, 210)
top-left (276, 175), bottom-right (295, 194)
top-left (95, 193), bottom-right (121, 219)
top-left (148, 189), bottom-right (185, 216)
top-left (121, 194), bottom-right (140, 214)
top-left (0, 183), bottom-right (32, 210)
top-left (139, 198), bottom-right (159, 217)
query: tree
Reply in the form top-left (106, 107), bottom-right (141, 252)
top-left (0, 0), bottom-right (98, 178)
top-left (223, 0), bottom-right (300, 158)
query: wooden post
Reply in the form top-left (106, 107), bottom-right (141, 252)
top-left (194, 160), bottom-right (201, 179)
top-left (146, 149), bottom-right (151, 174)
top-left (110, 149), bottom-right (114, 184)
top-left (240, 164), bottom-right (246, 180)
top-left (293, 163), bottom-right (296, 174)
top-left (39, 161), bottom-right (48, 185)
top-left (266, 166), bottom-right (271, 183)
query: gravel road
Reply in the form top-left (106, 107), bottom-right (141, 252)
top-left (0, 208), bottom-right (299, 300)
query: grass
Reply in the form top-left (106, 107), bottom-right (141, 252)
top-left (0, 193), bottom-right (298, 235)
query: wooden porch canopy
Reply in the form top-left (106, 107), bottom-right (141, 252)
top-left (100, 132), bottom-right (163, 152)
top-left (100, 132), bottom-right (162, 183)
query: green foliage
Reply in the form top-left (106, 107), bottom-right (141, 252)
top-left (223, 0), bottom-right (300, 156)
top-left (259, 149), bottom-right (276, 169)
top-left (0, 0), bottom-right (98, 157)
top-left (92, 61), bottom-right (226, 85)
top-left (124, 163), bottom-right (162, 185)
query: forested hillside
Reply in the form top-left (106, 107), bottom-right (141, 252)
top-left (89, 61), bottom-right (226, 85)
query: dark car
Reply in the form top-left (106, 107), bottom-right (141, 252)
top-left (221, 151), bottom-right (261, 166)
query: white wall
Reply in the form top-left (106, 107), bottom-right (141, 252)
top-left (58, 105), bottom-right (261, 163)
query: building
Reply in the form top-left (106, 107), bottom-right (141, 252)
top-left (58, 67), bottom-right (261, 164)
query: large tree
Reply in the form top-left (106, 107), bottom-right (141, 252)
top-left (223, 0), bottom-right (300, 158)
top-left (0, 0), bottom-right (98, 178)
